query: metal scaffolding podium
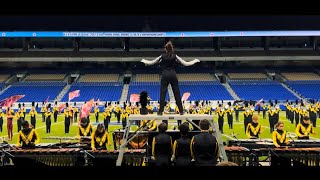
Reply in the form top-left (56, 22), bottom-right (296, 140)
top-left (116, 114), bottom-right (228, 166)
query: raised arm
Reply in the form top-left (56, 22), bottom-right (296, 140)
top-left (176, 55), bottom-right (200, 66)
top-left (141, 56), bottom-right (162, 66)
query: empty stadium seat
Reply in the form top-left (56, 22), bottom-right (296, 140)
top-left (286, 80), bottom-right (320, 99)
top-left (80, 74), bottom-right (119, 82)
top-left (25, 74), bottom-right (66, 81)
top-left (281, 72), bottom-right (320, 81)
top-left (228, 73), bottom-right (268, 79)
top-left (127, 82), bottom-right (169, 101)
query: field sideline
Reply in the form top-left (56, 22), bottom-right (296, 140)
top-left (1, 112), bottom-right (319, 150)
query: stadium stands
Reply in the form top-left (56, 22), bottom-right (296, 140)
top-left (228, 73), bottom-right (268, 80)
top-left (281, 72), bottom-right (320, 81)
top-left (61, 82), bottom-right (123, 102)
top-left (0, 74), bottom-right (10, 83)
top-left (229, 80), bottom-right (296, 100)
top-left (178, 81), bottom-right (233, 100)
top-left (286, 80), bottom-right (320, 99)
top-left (80, 74), bottom-right (119, 82)
top-left (135, 74), bottom-right (160, 82)
top-left (0, 83), bottom-right (5, 91)
top-left (177, 73), bottom-right (214, 81)
top-left (24, 74), bottom-right (66, 81)
top-left (0, 81), bottom-right (66, 102)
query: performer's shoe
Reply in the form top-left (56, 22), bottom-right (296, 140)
top-left (157, 112), bottom-right (163, 116)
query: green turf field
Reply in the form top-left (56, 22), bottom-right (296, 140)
top-left (0, 112), bottom-right (319, 150)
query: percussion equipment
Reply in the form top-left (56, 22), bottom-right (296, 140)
top-left (224, 146), bottom-right (251, 166)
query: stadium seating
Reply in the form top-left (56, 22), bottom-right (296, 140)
top-left (25, 74), bottom-right (66, 81)
top-left (286, 80), bottom-right (320, 99)
top-left (228, 73), bottom-right (268, 79)
top-left (61, 82), bottom-right (123, 102)
top-left (0, 83), bottom-right (5, 91)
top-left (135, 74), bottom-right (160, 82)
top-left (178, 81), bottom-right (233, 100)
top-left (0, 74), bottom-right (10, 83)
top-left (229, 80), bottom-right (296, 100)
top-left (177, 73), bottom-right (214, 81)
top-left (0, 81), bottom-right (66, 102)
top-left (281, 72), bottom-right (320, 81)
top-left (80, 74), bottom-right (119, 82)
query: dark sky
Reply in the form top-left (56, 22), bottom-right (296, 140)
top-left (0, 15), bottom-right (320, 31)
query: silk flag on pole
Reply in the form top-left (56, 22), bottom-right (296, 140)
top-left (181, 92), bottom-right (191, 102)
top-left (69, 90), bottom-right (80, 101)
top-left (130, 94), bottom-right (140, 103)
top-left (0, 95), bottom-right (25, 108)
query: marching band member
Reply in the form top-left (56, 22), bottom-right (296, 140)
top-left (41, 102), bottom-right (47, 122)
top-left (53, 101), bottom-right (59, 123)
top-left (29, 103), bottom-right (38, 128)
top-left (73, 102), bottom-right (79, 123)
top-left (78, 117), bottom-right (93, 144)
top-left (94, 103), bottom-right (100, 123)
top-left (172, 123), bottom-right (192, 166)
top-left (226, 102), bottom-right (234, 129)
top-left (216, 104), bottom-right (225, 134)
top-left (246, 115), bottom-right (262, 139)
top-left (262, 102), bottom-right (268, 119)
top-left (140, 119), bottom-right (157, 132)
top-left (152, 123), bottom-right (172, 166)
top-left (295, 116), bottom-right (316, 140)
top-left (272, 121), bottom-right (289, 148)
top-left (243, 102), bottom-right (253, 134)
top-left (120, 109), bottom-right (129, 129)
top-left (234, 102), bottom-right (241, 122)
top-left (308, 100), bottom-right (318, 127)
top-left (191, 119), bottom-right (219, 166)
top-left (64, 103), bottom-right (72, 133)
top-left (16, 121), bottom-right (40, 149)
top-left (91, 124), bottom-right (110, 151)
top-left (267, 103), bottom-right (277, 133)
top-left (6, 107), bottom-right (14, 141)
top-left (102, 103), bottom-right (112, 132)
top-left (45, 104), bottom-right (52, 133)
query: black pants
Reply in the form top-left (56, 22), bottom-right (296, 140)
top-left (235, 111), bottom-right (239, 121)
top-left (159, 69), bottom-right (183, 114)
top-left (74, 113), bottom-right (78, 122)
top-left (0, 117), bottom-right (3, 132)
top-left (95, 113), bottom-right (99, 123)
top-left (218, 117), bottom-right (224, 134)
top-left (54, 111), bottom-right (58, 123)
top-left (269, 118), bottom-right (274, 133)
top-left (227, 114), bottom-right (233, 129)
top-left (295, 113), bottom-right (299, 126)
top-left (155, 156), bottom-right (170, 167)
top-left (31, 117), bottom-right (36, 128)
top-left (65, 118), bottom-right (70, 133)
top-left (46, 118), bottom-right (51, 133)
top-left (310, 113), bottom-right (317, 127)
top-left (116, 113), bottom-right (121, 123)
top-left (17, 118), bottom-right (23, 132)
top-left (122, 118), bottom-right (127, 129)
top-left (42, 113), bottom-right (45, 122)
top-left (104, 117), bottom-right (110, 132)
top-left (262, 111), bottom-right (266, 119)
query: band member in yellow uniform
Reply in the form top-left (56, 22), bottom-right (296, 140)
top-left (64, 105), bottom-right (72, 133)
top-left (243, 103), bottom-right (253, 134)
top-left (45, 104), bottom-right (52, 133)
top-left (22, 103), bottom-right (26, 121)
top-left (308, 100), bottom-right (318, 127)
top-left (29, 103), bottom-right (38, 128)
top-left (0, 109), bottom-right (4, 132)
top-left (16, 121), bottom-right (40, 149)
top-left (41, 102), bottom-right (47, 122)
top-left (17, 103), bottom-right (24, 132)
top-left (246, 115), bottom-right (262, 139)
top-left (272, 121), bottom-right (289, 148)
top-left (271, 121), bottom-right (291, 166)
top-left (226, 102), bottom-right (234, 129)
top-left (102, 105), bottom-right (112, 132)
top-left (91, 124), bottom-right (110, 151)
top-left (120, 109), bottom-right (129, 129)
top-left (172, 123), bottom-right (192, 166)
top-left (234, 102), bottom-right (241, 122)
top-left (295, 116), bottom-right (317, 140)
top-left (94, 103), bottom-right (100, 123)
top-left (262, 102), bottom-right (268, 119)
top-left (216, 104), bottom-right (225, 134)
top-left (53, 101), bottom-right (59, 123)
top-left (78, 117), bottom-right (93, 144)
top-left (140, 119), bottom-right (157, 131)
top-left (114, 104), bottom-right (121, 123)
top-left (73, 102), bottom-right (79, 123)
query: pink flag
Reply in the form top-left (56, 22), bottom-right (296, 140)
top-left (69, 90), bottom-right (80, 101)
top-left (181, 92), bottom-right (191, 102)
top-left (257, 98), bottom-right (263, 105)
top-left (130, 94), bottom-right (140, 102)
top-left (59, 103), bottom-right (66, 113)
top-left (80, 99), bottom-right (94, 118)
top-left (96, 99), bottom-right (100, 105)
top-left (0, 95), bottom-right (25, 108)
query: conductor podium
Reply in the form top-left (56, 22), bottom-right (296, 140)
top-left (115, 114), bottom-right (227, 166)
